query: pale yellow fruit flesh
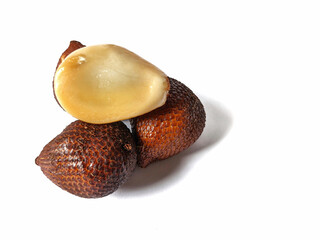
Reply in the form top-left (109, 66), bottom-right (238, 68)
top-left (54, 44), bottom-right (169, 124)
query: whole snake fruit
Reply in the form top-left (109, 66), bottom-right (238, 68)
top-left (35, 120), bottom-right (137, 198)
top-left (130, 78), bottom-right (206, 168)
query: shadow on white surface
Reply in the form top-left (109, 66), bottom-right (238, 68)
top-left (114, 97), bottom-right (232, 197)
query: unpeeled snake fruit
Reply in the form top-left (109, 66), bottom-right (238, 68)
top-left (53, 41), bottom-right (169, 124)
top-left (131, 78), bottom-right (206, 168)
top-left (35, 121), bottom-right (136, 198)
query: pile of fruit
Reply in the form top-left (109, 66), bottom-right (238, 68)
top-left (35, 41), bottom-right (206, 198)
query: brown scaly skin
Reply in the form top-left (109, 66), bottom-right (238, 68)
top-left (35, 120), bottom-right (137, 198)
top-left (130, 78), bottom-right (206, 168)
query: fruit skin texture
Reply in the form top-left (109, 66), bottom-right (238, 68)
top-left (130, 78), bottom-right (206, 168)
top-left (35, 120), bottom-right (137, 198)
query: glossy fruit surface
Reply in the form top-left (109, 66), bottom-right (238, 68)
top-left (53, 41), bottom-right (85, 108)
top-left (130, 78), bottom-right (206, 168)
top-left (35, 120), bottom-right (137, 198)
top-left (56, 40), bottom-right (85, 69)
top-left (54, 43), bottom-right (169, 124)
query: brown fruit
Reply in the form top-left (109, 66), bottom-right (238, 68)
top-left (130, 78), bottom-right (206, 168)
top-left (35, 120), bottom-right (137, 198)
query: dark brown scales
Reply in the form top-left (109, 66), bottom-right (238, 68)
top-left (130, 78), bottom-right (206, 168)
top-left (36, 121), bottom-right (137, 198)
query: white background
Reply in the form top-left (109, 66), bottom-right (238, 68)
top-left (1, 0), bottom-right (319, 239)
